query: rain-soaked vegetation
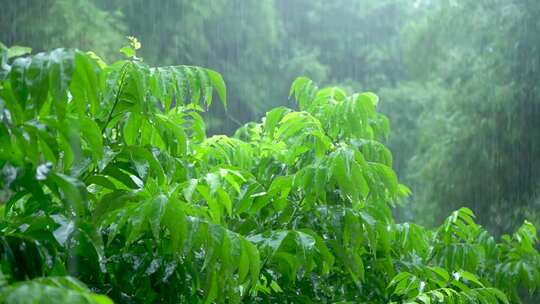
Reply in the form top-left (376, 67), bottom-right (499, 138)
top-left (1, 1), bottom-right (540, 303)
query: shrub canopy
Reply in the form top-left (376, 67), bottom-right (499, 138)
top-left (0, 43), bottom-right (539, 303)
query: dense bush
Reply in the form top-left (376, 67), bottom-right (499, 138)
top-left (0, 42), bottom-right (539, 303)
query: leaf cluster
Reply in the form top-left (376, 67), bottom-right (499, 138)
top-left (0, 45), bottom-right (539, 303)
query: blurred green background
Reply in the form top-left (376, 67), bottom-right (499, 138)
top-left (3, 0), bottom-right (540, 234)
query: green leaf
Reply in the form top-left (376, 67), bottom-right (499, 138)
top-left (119, 46), bottom-right (136, 58)
top-left (7, 46), bottom-right (32, 59)
top-left (0, 277), bottom-right (113, 304)
top-left (206, 69), bottom-right (227, 108)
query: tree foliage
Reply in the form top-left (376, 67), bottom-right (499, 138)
top-left (0, 0), bottom-right (125, 60)
top-left (0, 43), bottom-right (539, 303)
top-left (394, 0), bottom-right (540, 233)
top-left (4, 1), bottom-right (540, 237)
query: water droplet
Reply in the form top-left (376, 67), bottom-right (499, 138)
top-left (36, 162), bottom-right (52, 180)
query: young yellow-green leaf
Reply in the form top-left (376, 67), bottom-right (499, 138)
top-left (7, 45), bottom-right (32, 59)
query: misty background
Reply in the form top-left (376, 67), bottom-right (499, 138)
top-left (2, 0), bottom-right (539, 234)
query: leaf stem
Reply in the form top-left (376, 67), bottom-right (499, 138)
top-left (102, 61), bottom-right (131, 132)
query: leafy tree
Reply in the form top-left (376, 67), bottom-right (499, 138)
top-left (1, 0), bottom-right (417, 136)
top-left (0, 42), bottom-right (539, 303)
top-left (276, 0), bottom-right (412, 89)
top-left (0, 0), bottom-right (125, 61)
top-left (398, 0), bottom-right (540, 233)
top-left (95, 0), bottom-right (290, 132)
